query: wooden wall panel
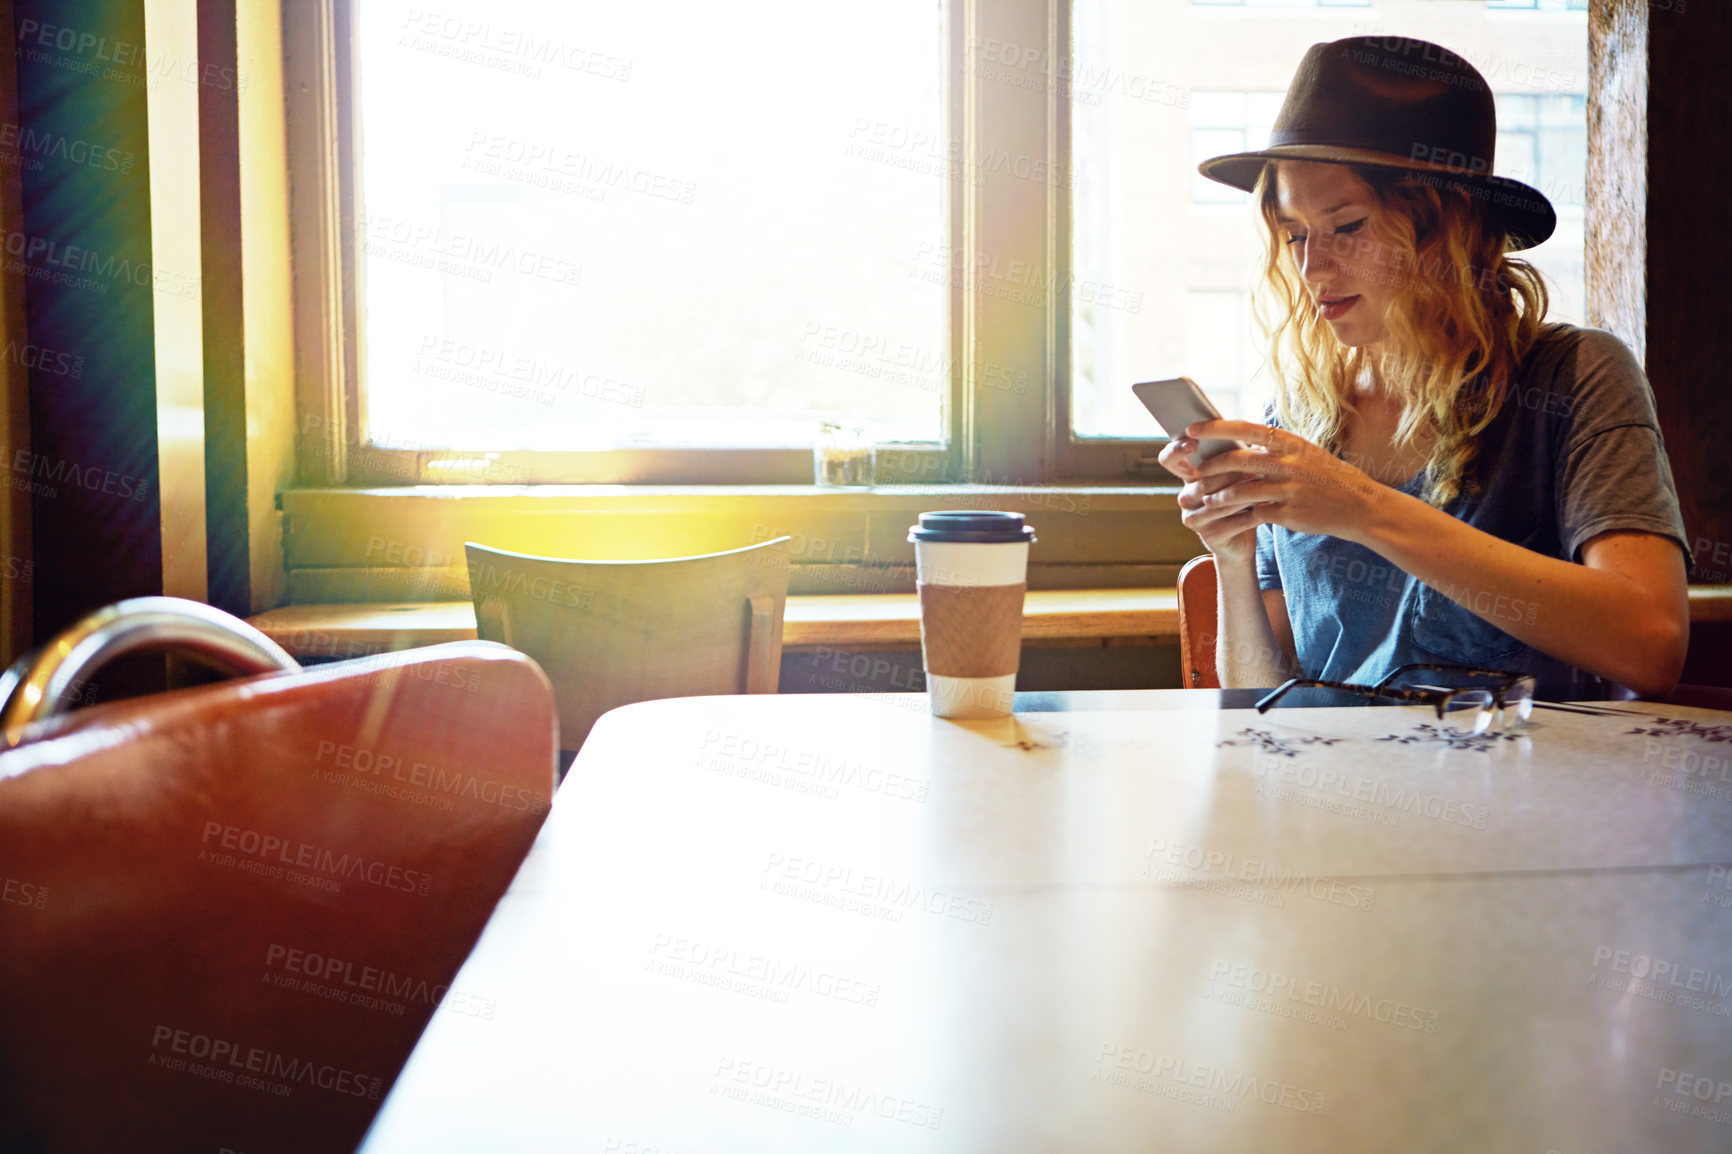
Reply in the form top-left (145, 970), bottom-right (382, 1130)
top-left (1645, 0), bottom-right (1732, 589)
top-left (199, 0), bottom-right (295, 616)
top-left (0, 0), bottom-right (33, 667)
top-left (14, 0), bottom-right (165, 640)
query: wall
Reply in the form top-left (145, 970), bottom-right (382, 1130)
top-left (1645, 0), bottom-right (1732, 685)
top-left (12, 0), bottom-right (165, 643)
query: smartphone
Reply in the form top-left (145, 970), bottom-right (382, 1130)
top-left (1131, 378), bottom-right (1237, 467)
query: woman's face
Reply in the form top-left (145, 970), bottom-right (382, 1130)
top-left (1273, 161), bottom-right (1393, 351)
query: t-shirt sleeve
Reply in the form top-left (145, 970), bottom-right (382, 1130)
top-left (1255, 523), bottom-right (1282, 591)
top-left (1554, 330), bottom-right (1691, 566)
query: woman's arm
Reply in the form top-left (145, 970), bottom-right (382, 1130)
top-left (1214, 554), bottom-right (1298, 687)
top-left (1193, 421), bottom-right (1691, 697)
top-left (1355, 497), bottom-right (1688, 696)
top-left (1159, 436), bottom-right (1301, 688)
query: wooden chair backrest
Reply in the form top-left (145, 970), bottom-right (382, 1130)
top-left (1178, 553), bottom-right (1220, 690)
top-left (0, 642), bottom-right (556, 1154)
top-left (465, 537), bottom-right (791, 753)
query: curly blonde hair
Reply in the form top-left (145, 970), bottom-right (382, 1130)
top-left (1251, 162), bottom-right (1549, 506)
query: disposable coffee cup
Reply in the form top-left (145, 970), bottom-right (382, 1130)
top-left (908, 511), bottom-right (1035, 719)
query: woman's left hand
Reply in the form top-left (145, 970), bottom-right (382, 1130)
top-left (1185, 420), bottom-right (1388, 541)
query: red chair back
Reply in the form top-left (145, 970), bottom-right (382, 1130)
top-left (0, 642), bottom-right (556, 1154)
top-left (1178, 554), bottom-right (1220, 689)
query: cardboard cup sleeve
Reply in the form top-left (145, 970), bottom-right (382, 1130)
top-left (917, 582), bottom-right (1027, 678)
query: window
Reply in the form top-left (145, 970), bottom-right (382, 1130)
top-left (1183, 290), bottom-right (1254, 420)
top-left (297, 0), bottom-right (1183, 488)
top-left (314, 0), bottom-right (961, 485)
top-left (1494, 91), bottom-right (1587, 320)
top-left (1187, 92), bottom-right (1283, 205)
top-left (356, 2), bottom-right (946, 457)
top-left (1494, 93), bottom-right (1587, 209)
top-left (1486, 0), bottom-right (1589, 11)
top-left (1193, 0), bottom-right (1371, 9)
top-left (292, 0), bottom-right (1590, 489)
top-left (1071, 0), bottom-right (1590, 437)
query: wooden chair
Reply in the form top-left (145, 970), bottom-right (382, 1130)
top-left (465, 536), bottom-right (791, 757)
top-left (1178, 553), bottom-right (1220, 689)
top-left (0, 604), bottom-right (555, 1154)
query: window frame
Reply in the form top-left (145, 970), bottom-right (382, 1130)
top-left (286, 0), bottom-right (1177, 490)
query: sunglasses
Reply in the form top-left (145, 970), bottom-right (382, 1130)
top-left (1256, 663), bottom-right (1540, 735)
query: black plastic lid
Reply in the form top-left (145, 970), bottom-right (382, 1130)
top-left (907, 510), bottom-right (1036, 544)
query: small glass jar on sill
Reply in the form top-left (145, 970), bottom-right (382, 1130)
top-left (814, 421), bottom-right (875, 487)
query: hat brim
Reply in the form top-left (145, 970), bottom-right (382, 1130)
top-left (1199, 144), bottom-right (1557, 251)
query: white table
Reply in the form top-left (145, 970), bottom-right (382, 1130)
top-left (358, 691), bottom-right (1732, 1152)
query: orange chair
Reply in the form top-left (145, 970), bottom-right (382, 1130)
top-left (1177, 554), bottom-right (1220, 689)
top-left (0, 600), bottom-right (556, 1154)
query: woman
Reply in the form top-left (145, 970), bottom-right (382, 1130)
top-left (1160, 36), bottom-right (1690, 700)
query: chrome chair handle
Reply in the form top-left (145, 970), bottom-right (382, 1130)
top-left (0, 596), bottom-right (300, 747)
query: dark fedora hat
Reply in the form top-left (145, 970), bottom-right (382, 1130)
top-left (1198, 36), bottom-right (1557, 251)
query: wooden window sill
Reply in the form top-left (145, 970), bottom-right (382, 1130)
top-left (247, 585), bottom-right (1732, 661)
top-left (249, 588), bottom-right (1181, 659)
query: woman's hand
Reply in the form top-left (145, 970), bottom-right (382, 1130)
top-left (1184, 420), bottom-right (1385, 543)
top-left (1159, 429), bottom-right (1266, 562)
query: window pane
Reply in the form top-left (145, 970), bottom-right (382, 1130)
top-left (1184, 290), bottom-right (1251, 418)
top-left (1073, 0), bottom-right (1588, 437)
top-left (356, 1), bottom-right (946, 451)
top-left (1192, 129), bottom-right (1247, 203)
top-left (1192, 0), bottom-right (1372, 7)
